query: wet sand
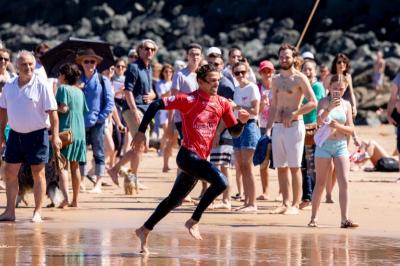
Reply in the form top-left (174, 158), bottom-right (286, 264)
top-left (0, 125), bottom-right (399, 265)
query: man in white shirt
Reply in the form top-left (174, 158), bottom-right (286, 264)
top-left (0, 51), bottom-right (61, 223)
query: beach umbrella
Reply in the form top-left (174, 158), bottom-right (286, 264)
top-left (40, 37), bottom-right (114, 77)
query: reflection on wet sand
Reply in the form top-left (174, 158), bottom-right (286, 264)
top-left (0, 224), bottom-right (399, 265)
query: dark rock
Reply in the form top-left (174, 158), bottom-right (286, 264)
top-left (276, 18), bottom-right (294, 29)
top-left (142, 18), bottom-right (171, 36)
top-left (242, 39), bottom-right (264, 62)
top-left (384, 57), bottom-right (400, 79)
top-left (75, 18), bottom-right (93, 37)
top-left (218, 32), bottom-right (229, 46)
top-left (228, 26), bottom-right (255, 42)
top-left (58, 25), bottom-right (73, 34)
top-left (89, 3), bottom-right (115, 18)
top-left (269, 29), bottom-right (299, 45)
top-left (103, 30), bottom-right (128, 45)
top-left (110, 15), bottom-right (129, 30)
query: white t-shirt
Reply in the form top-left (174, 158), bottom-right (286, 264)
top-left (156, 80), bottom-right (172, 96)
top-left (0, 74), bottom-right (57, 133)
top-left (233, 82), bottom-right (260, 120)
top-left (171, 67), bottom-right (198, 122)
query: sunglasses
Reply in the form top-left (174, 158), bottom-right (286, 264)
top-left (336, 60), bottom-right (346, 65)
top-left (234, 70), bottom-right (246, 76)
top-left (116, 65), bottom-right (126, 69)
top-left (0, 57), bottom-right (9, 62)
top-left (83, 60), bottom-right (96, 65)
top-left (143, 47), bottom-right (156, 52)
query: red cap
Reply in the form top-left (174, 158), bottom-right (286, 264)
top-left (258, 60), bottom-right (275, 72)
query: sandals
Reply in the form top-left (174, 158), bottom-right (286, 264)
top-left (341, 219), bottom-right (359, 228)
top-left (308, 220), bottom-right (318, 227)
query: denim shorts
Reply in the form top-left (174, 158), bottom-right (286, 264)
top-left (233, 120), bottom-right (260, 150)
top-left (314, 139), bottom-right (348, 158)
top-left (5, 128), bottom-right (49, 164)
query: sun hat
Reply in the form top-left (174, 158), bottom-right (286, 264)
top-left (75, 48), bottom-right (103, 64)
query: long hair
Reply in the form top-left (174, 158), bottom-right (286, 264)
top-left (331, 53), bottom-right (351, 75)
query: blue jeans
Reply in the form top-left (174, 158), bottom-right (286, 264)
top-left (80, 122), bottom-right (105, 177)
top-left (301, 144), bottom-right (316, 201)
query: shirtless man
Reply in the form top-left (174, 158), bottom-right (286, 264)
top-left (134, 64), bottom-right (249, 254)
top-left (265, 43), bottom-right (317, 215)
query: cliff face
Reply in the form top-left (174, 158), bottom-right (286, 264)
top-left (1, 0), bottom-right (399, 124)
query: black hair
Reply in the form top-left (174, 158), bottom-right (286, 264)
top-left (59, 63), bottom-right (81, 85)
top-left (186, 43), bottom-right (203, 54)
top-left (196, 64), bottom-right (218, 81)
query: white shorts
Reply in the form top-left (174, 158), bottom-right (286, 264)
top-left (272, 120), bottom-right (305, 168)
top-left (160, 110), bottom-right (168, 125)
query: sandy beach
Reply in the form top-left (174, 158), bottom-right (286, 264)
top-left (0, 124), bottom-right (399, 265)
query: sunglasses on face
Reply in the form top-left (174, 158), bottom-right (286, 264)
top-left (234, 70), bottom-right (246, 76)
top-left (116, 65), bottom-right (126, 69)
top-left (83, 60), bottom-right (96, 65)
top-left (143, 47), bottom-right (156, 52)
top-left (0, 57), bottom-right (9, 62)
top-left (336, 60), bottom-right (346, 65)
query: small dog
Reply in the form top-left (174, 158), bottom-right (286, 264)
top-left (16, 158), bottom-right (63, 208)
top-left (119, 168), bottom-right (138, 195)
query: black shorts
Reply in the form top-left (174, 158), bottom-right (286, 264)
top-left (4, 128), bottom-right (49, 165)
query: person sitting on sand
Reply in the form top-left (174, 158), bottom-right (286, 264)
top-left (131, 64), bottom-right (250, 254)
top-left (350, 140), bottom-right (399, 172)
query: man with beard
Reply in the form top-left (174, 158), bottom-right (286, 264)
top-left (265, 43), bottom-right (317, 215)
top-left (134, 64), bottom-right (250, 253)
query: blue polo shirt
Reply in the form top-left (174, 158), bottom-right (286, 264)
top-left (123, 58), bottom-right (152, 112)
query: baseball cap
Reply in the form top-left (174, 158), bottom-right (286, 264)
top-left (301, 51), bottom-right (315, 60)
top-left (258, 60), bottom-right (275, 72)
top-left (206, 47), bottom-right (222, 57)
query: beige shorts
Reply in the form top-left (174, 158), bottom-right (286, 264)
top-left (272, 120), bottom-right (305, 168)
top-left (122, 109), bottom-right (149, 142)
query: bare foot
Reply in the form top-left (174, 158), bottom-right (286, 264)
top-left (283, 206), bottom-right (300, 215)
top-left (135, 226), bottom-right (150, 254)
top-left (79, 183), bottom-right (86, 193)
top-left (31, 211), bottom-right (43, 223)
top-left (58, 200), bottom-right (69, 209)
top-left (275, 194), bottom-right (283, 202)
top-left (0, 211), bottom-right (15, 222)
top-left (184, 219), bottom-right (203, 240)
top-left (69, 201), bottom-right (78, 208)
top-left (236, 205), bottom-right (258, 213)
top-left (269, 205), bottom-right (287, 214)
top-left (325, 195), bottom-right (335, 203)
top-left (107, 168), bottom-right (120, 186)
top-left (162, 167), bottom-right (170, 173)
top-left (256, 194), bottom-right (270, 201)
top-left (88, 187), bottom-right (102, 194)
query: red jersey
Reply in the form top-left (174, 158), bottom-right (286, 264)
top-left (163, 89), bottom-right (237, 159)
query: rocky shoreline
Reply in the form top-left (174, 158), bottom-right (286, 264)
top-left (0, 0), bottom-right (399, 124)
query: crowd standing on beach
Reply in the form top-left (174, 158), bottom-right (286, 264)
top-left (0, 36), bottom-right (399, 253)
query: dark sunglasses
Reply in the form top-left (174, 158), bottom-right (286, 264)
top-left (115, 65), bottom-right (126, 69)
top-left (143, 47), bottom-right (156, 52)
top-left (0, 57), bottom-right (9, 62)
top-left (234, 70), bottom-right (246, 76)
top-left (336, 60), bottom-right (346, 65)
top-left (83, 60), bottom-right (96, 65)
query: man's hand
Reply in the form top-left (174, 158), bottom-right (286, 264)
top-left (143, 91), bottom-right (156, 104)
top-left (237, 109), bottom-right (250, 124)
top-left (131, 110), bottom-right (141, 125)
top-left (282, 110), bottom-right (295, 128)
top-left (52, 135), bottom-right (62, 150)
top-left (132, 132), bottom-right (146, 152)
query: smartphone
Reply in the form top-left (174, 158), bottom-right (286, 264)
top-left (331, 90), bottom-right (340, 100)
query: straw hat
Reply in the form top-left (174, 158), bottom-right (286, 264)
top-left (75, 48), bottom-right (103, 64)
